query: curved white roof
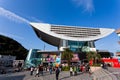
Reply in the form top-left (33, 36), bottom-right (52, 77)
top-left (30, 23), bottom-right (115, 46)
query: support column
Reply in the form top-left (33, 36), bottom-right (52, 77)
top-left (58, 39), bottom-right (68, 51)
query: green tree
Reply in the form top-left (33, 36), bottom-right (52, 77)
top-left (61, 48), bottom-right (73, 66)
top-left (0, 35), bottom-right (28, 60)
top-left (86, 51), bottom-right (101, 65)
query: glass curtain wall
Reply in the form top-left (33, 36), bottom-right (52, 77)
top-left (24, 49), bottom-right (61, 68)
top-left (24, 49), bottom-right (42, 68)
top-left (68, 41), bottom-right (90, 52)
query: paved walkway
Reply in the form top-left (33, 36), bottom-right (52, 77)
top-left (107, 67), bottom-right (120, 80)
top-left (0, 68), bottom-right (119, 80)
top-left (0, 71), bottom-right (93, 80)
top-left (92, 68), bottom-right (118, 80)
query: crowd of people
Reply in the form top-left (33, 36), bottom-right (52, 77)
top-left (69, 63), bottom-right (91, 76)
top-left (29, 64), bottom-right (60, 80)
top-left (28, 62), bottom-right (92, 80)
top-left (30, 64), bottom-right (44, 77)
top-left (0, 61), bottom-right (109, 80)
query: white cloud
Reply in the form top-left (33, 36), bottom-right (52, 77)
top-left (0, 7), bottom-right (30, 24)
top-left (72, 0), bottom-right (94, 13)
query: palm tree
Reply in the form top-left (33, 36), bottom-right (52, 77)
top-left (61, 48), bottom-right (73, 66)
top-left (86, 51), bottom-right (101, 65)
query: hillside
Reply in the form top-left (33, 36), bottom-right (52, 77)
top-left (0, 35), bottom-right (28, 60)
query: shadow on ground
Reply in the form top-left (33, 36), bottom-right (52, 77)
top-left (0, 74), bottom-right (25, 80)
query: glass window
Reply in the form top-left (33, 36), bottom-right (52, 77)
top-left (68, 41), bottom-right (89, 52)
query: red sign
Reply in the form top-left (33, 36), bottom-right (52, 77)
top-left (102, 58), bottom-right (120, 68)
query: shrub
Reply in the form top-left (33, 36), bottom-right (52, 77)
top-left (92, 63), bottom-right (101, 67)
top-left (62, 66), bottom-right (70, 71)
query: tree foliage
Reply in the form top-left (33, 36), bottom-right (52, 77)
top-left (61, 48), bottom-right (73, 66)
top-left (86, 51), bottom-right (101, 65)
top-left (0, 35), bottom-right (28, 60)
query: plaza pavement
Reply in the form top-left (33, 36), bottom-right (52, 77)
top-left (92, 68), bottom-right (117, 80)
top-left (0, 67), bottom-right (119, 80)
top-left (107, 67), bottom-right (120, 80)
top-left (0, 71), bottom-right (93, 80)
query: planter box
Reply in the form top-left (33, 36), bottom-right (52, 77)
top-left (90, 66), bottom-right (101, 72)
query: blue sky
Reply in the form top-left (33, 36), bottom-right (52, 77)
top-left (0, 0), bottom-right (120, 54)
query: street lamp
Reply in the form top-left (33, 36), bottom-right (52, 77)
top-left (116, 29), bottom-right (120, 44)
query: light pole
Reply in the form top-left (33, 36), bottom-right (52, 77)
top-left (116, 29), bottom-right (120, 44)
top-left (115, 29), bottom-right (120, 56)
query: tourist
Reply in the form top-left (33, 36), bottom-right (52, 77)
top-left (55, 67), bottom-right (60, 80)
top-left (35, 66), bottom-right (39, 77)
top-left (73, 66), bottom-right (77, 76)
top-left (18, 61), bottom-right (22, 71)
top-left (70, 66), bottom-right (73, 76)
top-left (49, 65), bottom-right (52, 74)
top-left (39, 65), bottom-right (43, 76)
top-left (30, 66), bottom-right (34, 75)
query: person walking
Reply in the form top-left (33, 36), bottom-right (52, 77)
top-left (49, 62), bottom-right (53, 74)
top-left (49, 65), bottom-right (52, 74)
top-left (70, 66), bottom-right (73, 76)
top-left (55, 67), bottom-right (60, 80)
top-left (74, 66), bottom-right (77, 76)
top-left (35, 66), bottom-right (39, 77)
top-left (30, 66), bottom-right (34, 75)
top-left (18, 61), bottom-right (22, 71)
top-left (39, 65), bottom-right (44, 76)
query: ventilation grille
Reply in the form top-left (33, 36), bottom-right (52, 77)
top-left (51, 25), bottom-right (101, 38)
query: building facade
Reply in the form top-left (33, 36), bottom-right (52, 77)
top-left (24, 49), bottom-right (61, 68)
top-left (24, 23), bottom-right (115, 68)
top-left (30, 23), bottom-right (114, 52)
top-left (0, 55), bottom-right (16, 67)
